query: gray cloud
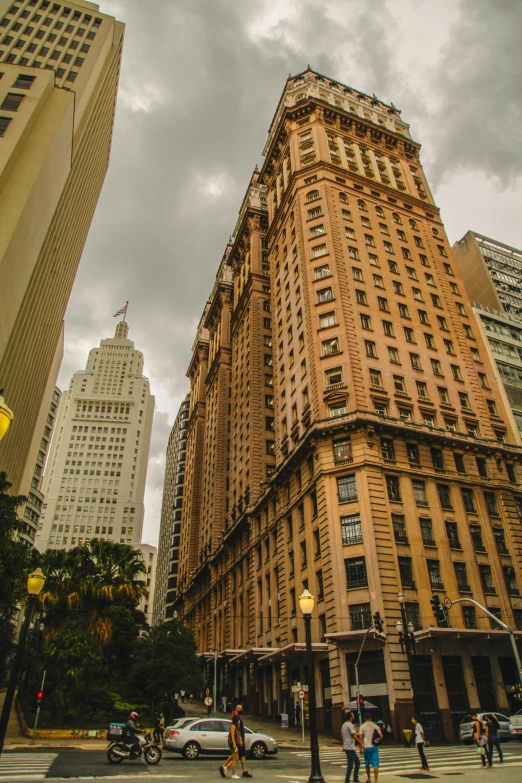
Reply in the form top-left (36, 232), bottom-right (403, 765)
top-left (59, 0), bottom-right (522, 546)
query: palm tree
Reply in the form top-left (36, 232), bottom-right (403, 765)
top-left (39, 540), bottom-right (147, 645)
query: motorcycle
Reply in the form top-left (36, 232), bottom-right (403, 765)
top-left (107, 732), bottom-right (162, 765)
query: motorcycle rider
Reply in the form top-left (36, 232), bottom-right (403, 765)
top-left (126, 711), bottom-right (143, 758)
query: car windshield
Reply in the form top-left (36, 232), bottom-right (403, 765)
top-left (460, 715), bottom-right (472, 724)
top-left (513, 709), bottom-right (522, 717)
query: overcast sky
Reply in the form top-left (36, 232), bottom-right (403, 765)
top-left (57, 0), bottom-right (522, 547)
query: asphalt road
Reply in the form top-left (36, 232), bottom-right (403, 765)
top-left (2, 744), bottom-right (522, 782)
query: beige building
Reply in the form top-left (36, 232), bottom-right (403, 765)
top-left (175, 69), bottom-right (522, 742)
top-left (153, 393), bottom-right (190, 623)
top-left (0, 0), bottom-right (124, 508)
top-left (36, 320), bottom-right (154, 551)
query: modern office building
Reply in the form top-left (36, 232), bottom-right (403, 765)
top-left (453, 232), bottom-right (522, 439)
top-left (153, 393), bottom-right (190, 623)
top-left (18, 386), bottom-right (61, 546)
top-left (174, 69), bottom-right (522, 742)
top-left (35, 319), bottom-right (154, 551)
top-left (0, 0), bottom-right (124, 505)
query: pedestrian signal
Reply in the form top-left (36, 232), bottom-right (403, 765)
top-left (373, 611), bottom-right (384, 633)
top-left (358, 695), bottom-right (365, 707)
top-left (36, 690), bottom-right (44, 704)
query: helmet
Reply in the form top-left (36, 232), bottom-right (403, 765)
top-left (130, 712), bottom-right (139, 720)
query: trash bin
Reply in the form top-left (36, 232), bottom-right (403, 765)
top-left (280, 713), bottom-right (288, 728)
top-left (403, 729), bottom-right (412, 748)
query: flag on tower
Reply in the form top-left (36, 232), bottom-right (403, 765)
top-left (113, 302), bottom-right (128, 318)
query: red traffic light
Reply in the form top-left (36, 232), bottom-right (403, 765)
top-left (358, 696), bottom-right (364, 705)
top-left (37, 690), bottom-right (44, 701)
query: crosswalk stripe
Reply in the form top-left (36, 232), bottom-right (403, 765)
top-left (0, 753), bottom-right (57, 780)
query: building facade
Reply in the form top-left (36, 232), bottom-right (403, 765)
top-left (153, 393), bottom-right (190, 623)
top-left (0, 0), bottom-right (124, 504)
top-left (175, 69), bottom-right (522, 742)
top-left (36, 320), bottom-right (154, 551)
top-left (453, 232), bottom-right (522, 439)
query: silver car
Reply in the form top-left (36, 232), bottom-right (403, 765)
top-left (459, 713), bottom-right (512, 743)
top-left (163, 717), bottom-right (278, 760)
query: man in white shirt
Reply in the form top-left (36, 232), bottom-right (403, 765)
top-left (341, 711), bottom-right (364, 783)
top-left (412, 716), bottom-right (429, 771)
top-left (359, 713), bottom-right (382, 783)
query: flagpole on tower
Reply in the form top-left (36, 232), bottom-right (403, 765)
top-left (123, 301), bottom-right (128, 323)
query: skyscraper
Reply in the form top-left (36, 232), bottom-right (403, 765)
top-left (453, 232), bottom-right (522, 439)
top-left (36, 319), bottom-right (154, 552)
top-left (175, 69), bottom-right (522, 741)
top-left (153, 393), bottom-right (189, 623)
top-left (0, 0), bottom-right (124, 502)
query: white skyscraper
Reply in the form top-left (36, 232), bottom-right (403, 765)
top-left (36, 319), bottom-right (154, 552)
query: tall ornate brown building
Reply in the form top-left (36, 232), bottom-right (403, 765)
top-left (175, 69), bottom-right (522, 741)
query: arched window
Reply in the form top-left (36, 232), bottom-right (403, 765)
top-left (306, 190), bottom-right (320, 203)
top-left (358, 199), bottom-right (367, 211)
top-left (432, 228), bottom-right (440, 237)
top-left (392, 212), bottom-right (402, 224)
top-left (339, 192), bottom-right (348, 204)
top-left (375, 206), bottom-right (384, 217)
top-left (409, 218), bottom-right (418, 230)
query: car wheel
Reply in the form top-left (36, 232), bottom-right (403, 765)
top-left (250, 741), bottom-right (267, 760)
top-left (182, 741), bottom-right (200, 760)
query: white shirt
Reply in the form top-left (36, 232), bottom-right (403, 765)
top-left (341, 721), bottom-right (357, 751)
top-left (415, 723), bottom-right (424, 744)
top-left (360, 721), bottom-right (380, 748)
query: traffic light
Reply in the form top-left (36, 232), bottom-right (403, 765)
top-left (36, 690), bottom-right (44, 705)
top-left (430, 595), bottom-right (447, 625)
top-left (358, 695), bottom-right (365, 707)
top-left (373, 611), bottom-right (384, 633)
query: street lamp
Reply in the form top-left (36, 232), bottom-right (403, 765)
top-left (0, 390), bottom-right (14, 441)
top-left (0, 568), bottom-right (46, 755)
top-left (299, 589), bottom-right (324, 783)
top-left (173, 610), bottom-right (178, 620)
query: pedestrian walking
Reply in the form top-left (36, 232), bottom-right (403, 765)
top-left (222, 695), bottom-right (228, 713)
top-left (159, 713), bottom-right (165, 740)
top-left (485, 714), bottom-right (503, 766)
top-left (412, 716), bottom-right (429, 771)
top-left (232, 704), bottom-right (252, 778)
top-left (174, 692), bottom-right (179, 709)
top-left (153, 713), bottom-right (161, 744)
top-left (471, 712), bottom-right (487, 769)
top-left (360, 712), bottom-right (382, 783)
top-left (295, 702), bottom-right (301, 727)
top-left (189, 694), bottom-right (193, 703)
top-left (219, 719), bottom-right (240, 778)
top-left (180, 689), bottom-right (185, 703)
top-left (342, 711), bottom-right (364, 783)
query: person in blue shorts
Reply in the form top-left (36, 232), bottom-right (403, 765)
top-left (360, 713), bottom-right (382, 783)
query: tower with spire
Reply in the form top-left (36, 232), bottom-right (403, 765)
top-left (36, 318), bottom-right (155, 565)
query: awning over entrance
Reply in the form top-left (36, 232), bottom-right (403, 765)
top-left (259, 642), bottom-right (329, 664)
top-left (229, 648), bottom-right (277, 665)
top-left (219, 649), bottom-right (245, 658)
top-left (414, 627), bottom-right (522, 642)
top-left (325, 630), bottom-right (386, 647)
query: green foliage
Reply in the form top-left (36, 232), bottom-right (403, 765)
top-left (0, 472), bottom-right (31, 683)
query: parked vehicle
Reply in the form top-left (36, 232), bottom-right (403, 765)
top-left (165, 717), bottom-right (199, 734)
top-left (459, 713), bottom-right (512, 743)
top-left (163, 717), bottom-right (278, 760)
top-left (510, 708), bottom-right (522, 740)
top-left (107, 731), bottom-right (162, 765)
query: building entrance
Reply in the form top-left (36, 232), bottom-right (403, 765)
top-left (472, 656), bottom-right (497, 711)
top-left (442, 656), bottom-right (469, 735)
top-left (410, 655), bottom-right (442, 743)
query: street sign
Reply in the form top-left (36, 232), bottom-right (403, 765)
top-left (298, 690), bottom-right (305, 700)
top-left (204, 696), bottom-right (213, 706)
top-left (444, 596), bottom-right (452, 609)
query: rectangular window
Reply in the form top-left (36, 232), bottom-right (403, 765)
top-left (377, 297), bottom-right (389, 312)
top-left (352, 266), bottom-right (363, 280)
top-left (349, 602), bottom-right (372, 631)
top-left (322, 337), bottom-right (339, 355)
top-left (503, 566), bottom-right (519, 595)
top-left (329, 401), bottom-right (348, 418)
top-left (445, 521), bottom-right (460, 549)
top-left (484, 491), bottom-right (499, 516)
top-left (469, 524), bottom-right (485, 552)
top-left (420, 517), bottom-right (435, 545)
top-left (398, 556), bottom-right (415, 588)
top-left (398, 303), bottom-right (410, 318)
top-left (412, 480), bottom-right (428, 505)
top-left (454, 562), bottom-right (470, 591)
top-left (386, 475), bottom-right (401, 502)
top-left (317, 287), bottom-right (333, 303)
top-left (320, 311), bottom-right (336, 329)
top-left (431, 359), bottom-right (443, 375)
top-left (373, 274), bottom-right (384, 288)
top-left (383, 321), bottom-right (394, 336)
top-left (424, 333), bottom-right (435, 349)
top-left (365, 340), bottom-right (377, 357)
top-left (404, 326), bottom-right (415, 342)
top-left (369, 368), bottom-right (382, 387)
top-left (325, 366), bottom-right (343, 386)
top-left (410, 353), bottom-right (421, 369)
top-left (427, 559), bottom-right (444, 590)
top-left (312, 243), bottom-right (327, 258)
top-left (479, 565), bottom-right (496, 594)
top-left (333, 438), bottom-right (352, 461)
top-left (338, 475), bottom-right (357, 502)
top-left (360, 313), bottom-right (372, 329)
top-left (462, 605), bottom-right (477, 629)
top-left (381, 438), bottom-right (395, 462)
top-left (461, 487), bottom-right (476, 513)
top-left (437, 484), bottom-right (452, 509)
top-left (476, 457), bottom-right (488, 478)
top-left (493, 527), bottom-right (508, 554)
top-left (0, 117), bottom-right (12, 136)
top-left (454, 453), bottom-right (466, 474)
top-left (392, 513), bottom-right (408, 543)
top-left (416, 380), bottom-right (428, 398)
top-left (345, 556), bottom-right (368, 589)
top-left (341, 513), bottom-right (362, 545)
top-left (1, 92), bottom-right (24, 111)
top-left (388, 346), bottom-right (400, 363)
top-left (356, 289), bottom-right (367, 305)
top-left (407, 443), bottom-right (420, 465)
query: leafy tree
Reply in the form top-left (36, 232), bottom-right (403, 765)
top-left (0, 472), bottom-right (31, 683)
top-left (128, 620), bottom-right (202, 705)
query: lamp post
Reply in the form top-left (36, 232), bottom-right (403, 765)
top-left (299, 589), bottom-right (324, 783)
top-left (0, 389), bottom-right (14, 441)
top-left (0, 568), bottom-right (46, 756)
top-left (213, 650), bottom-right (218, 714)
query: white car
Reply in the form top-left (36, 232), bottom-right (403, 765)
top-left (510, 708), bottom-right (522, 740)
top-left (163, 717), bottom-right (278, 759)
